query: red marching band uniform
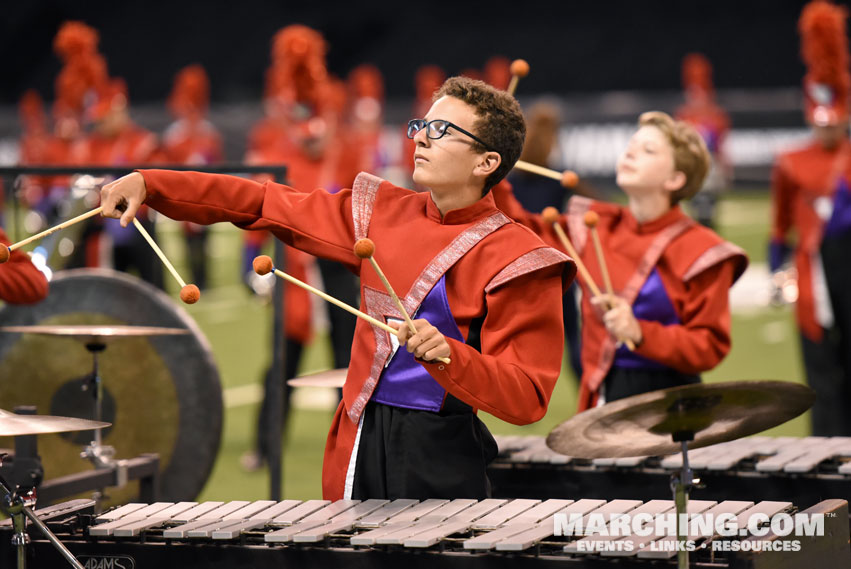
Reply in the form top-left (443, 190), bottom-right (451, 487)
top-left (770, 0), bottom-right (851, 435)
top-left (493, 180), bottom-right (747, 411)
top-left (135, 163), bottom-right (574, 500)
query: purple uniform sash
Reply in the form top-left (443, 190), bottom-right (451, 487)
top-left (613, 268), bottom-right (680, 370)
top-left (372, 275), bottom-right (464, 412)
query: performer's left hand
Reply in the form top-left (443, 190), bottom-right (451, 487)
top-left (591, 295), bottom-right (643, 347)
top-left (391, 318), bottom-right (452, 363)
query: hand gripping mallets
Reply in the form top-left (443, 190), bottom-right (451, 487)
top-left (253, 253), bottom-right (450, 365)
top-left (542, 207), bottom-right (635, 351)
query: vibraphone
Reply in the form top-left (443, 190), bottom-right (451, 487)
top-left (0, 495), bottom-right (847, 568)
top-left (489, 435), bottom-right (851, 509)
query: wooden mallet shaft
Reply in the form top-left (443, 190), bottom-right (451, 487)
top-left (514, 160), bottom-right (579, 188)
top-left (549, 220), bottom-right (604, 299)
top-left (258, 256), bottom-right (450, 364)
top-left (369, 256), bottom-right (451, 364)
top-left (354, 240), bottom-right (450, 364)
top-left (585, 212), bottom-right (615, 297)
top-left (369, 257), bottom-right (418, 335)
top-left (8, 206), bottom-right (103, 252)
top-left (132, 218), bottom-right (186, 287)
top-left (543, 208), bottom-right (634, 351)
top-left (583, 213), bottom-right (634, 351)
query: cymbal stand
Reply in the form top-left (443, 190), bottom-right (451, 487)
top-left (0, 459), bottom-right (83, 569)
top-left (80, 340), bottom-right (115, 469)
top-left (670, 434), bottom-right (696, 569)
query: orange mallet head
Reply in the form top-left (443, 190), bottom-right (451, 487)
top-left (0, 247), bottom-right (9, 264)
top-left (510, 59), bottom-right (530, 78)
top-left (542, 207), bottom-right (561, 225)
top-left (561, 170), bottom-right (579, 188)
top-left (583, 211), bottom-right (599, 228)
top-left (180, 284), bottom-right (201, 304)
top-left (253, 255), bottom-right (274, 276)
top-left (353, 238), bottom-right (375, 259)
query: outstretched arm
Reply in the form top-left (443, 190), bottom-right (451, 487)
top-left (101, 170), bottom-right (359, 270)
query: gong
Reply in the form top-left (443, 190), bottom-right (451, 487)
top-left (0, 268), bottom-right (222, 503)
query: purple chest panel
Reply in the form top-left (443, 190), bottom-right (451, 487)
top-left (613, 268), bottom-right (680, 370)
top-left (824, 178), bottom-right (851, 239)
top-left (372, 275), bottom-right (464, 412)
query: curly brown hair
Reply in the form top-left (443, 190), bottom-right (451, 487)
top-left (434, 76), bottom-right (526, 194)
top-left (638, 111), bottom-right (710, 204)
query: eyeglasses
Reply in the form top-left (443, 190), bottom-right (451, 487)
top-left (407, 118), bottom-right (498, 153)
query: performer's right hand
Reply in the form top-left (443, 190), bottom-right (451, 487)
top-left (101, 172), bottom-right (148, 227)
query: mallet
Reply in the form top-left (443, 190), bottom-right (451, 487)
top-left (0, 206), bottom-right (104, 264)
top-left (583, 211), bottom-right (614, 299)
top-left (254, 255), bottom-right (450, 364)
top-left (507, 59), bottom-right (530, 96)
top-left (131, 218), bottom-right (200, 304)
top-left (514, 160), bottom-right (579, 188)
top-left (541, 207), bottom-right (634, 350)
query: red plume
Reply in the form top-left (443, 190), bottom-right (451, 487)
top-left (799, 0), bottom-right (850, 124)
top-left (681, 53), bottom-right (713, 95)
top-left (168, 64), bottom-right (210, 118)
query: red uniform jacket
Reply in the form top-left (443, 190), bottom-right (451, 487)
top-left (771, 140), bottom-right (851, 342)
top-left (493, 183), bottom-right (747, 410)
top-left (139, 169), bottom-right (575, 498)
top-left (0, 228), bottom-right (48, 304)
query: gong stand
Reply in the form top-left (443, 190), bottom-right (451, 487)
top-left (0, 459), bottom-right (83, 569)
top-left (80, 340), bottom-right (115, 469)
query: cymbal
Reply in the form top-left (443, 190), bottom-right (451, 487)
top-left (287, 369), bottom-right (346, 388)
top-left (546, 380), bottom-right (815, 459)
top-left (0, 408), bottom-right (110, 436)
top-left (0, 325), bottom-right (189, 343)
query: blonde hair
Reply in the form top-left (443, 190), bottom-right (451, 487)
top-left (638, 111), bottom-right (710, 203)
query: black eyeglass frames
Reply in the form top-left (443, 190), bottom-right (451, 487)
top-left (406, 119), bottom-right (498, 153)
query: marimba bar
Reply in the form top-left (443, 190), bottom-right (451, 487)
top-left (1, 496), bottom-right (847, 568)
top-left (488, 435), bottom-right (851, 509)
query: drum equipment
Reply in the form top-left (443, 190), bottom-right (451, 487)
top-left (0, 268), bottom-right (222, 504)
top-left (1, 497), bottom-right (846, 568)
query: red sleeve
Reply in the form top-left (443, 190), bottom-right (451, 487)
top-left (140, 169), bottom-right (359, 270)
top-left (422, 264), bottom-right (564, 425)
top-left (633, 260), bottom-right (736, 374)
top-left (0, 228), bottom-right (48, 304)
top-left (770, 156), bottom-right (796, 245)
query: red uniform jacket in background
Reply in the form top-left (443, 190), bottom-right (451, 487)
top-left (492, 183), bottom-right (747, 411)
top-left (0, 228), bottom-right (49, 304)
top-left (771, 140), bottom-right (851, 342)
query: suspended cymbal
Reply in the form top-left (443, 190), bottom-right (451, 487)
top-left (546, 380), bottom-right (815, 459)
top-left (0, 325), bottom-right (189, 343)
top-left (287, 369), bottom-right (347, 388)
top-left (0, 408), bottom-right (110, 436)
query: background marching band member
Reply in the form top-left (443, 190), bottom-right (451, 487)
top-left (494, 111), bottom-right (747, 410)
top-left (675, 53), bottom-right (732, 230)
top-left (0, 226), bottom-right (49, 304)
top-left (770, 0), bottom-right (851, 436)
top-left (100, 76), bottom-right (575, 500)
top-left (161, 64), bottom-right (224, 291)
